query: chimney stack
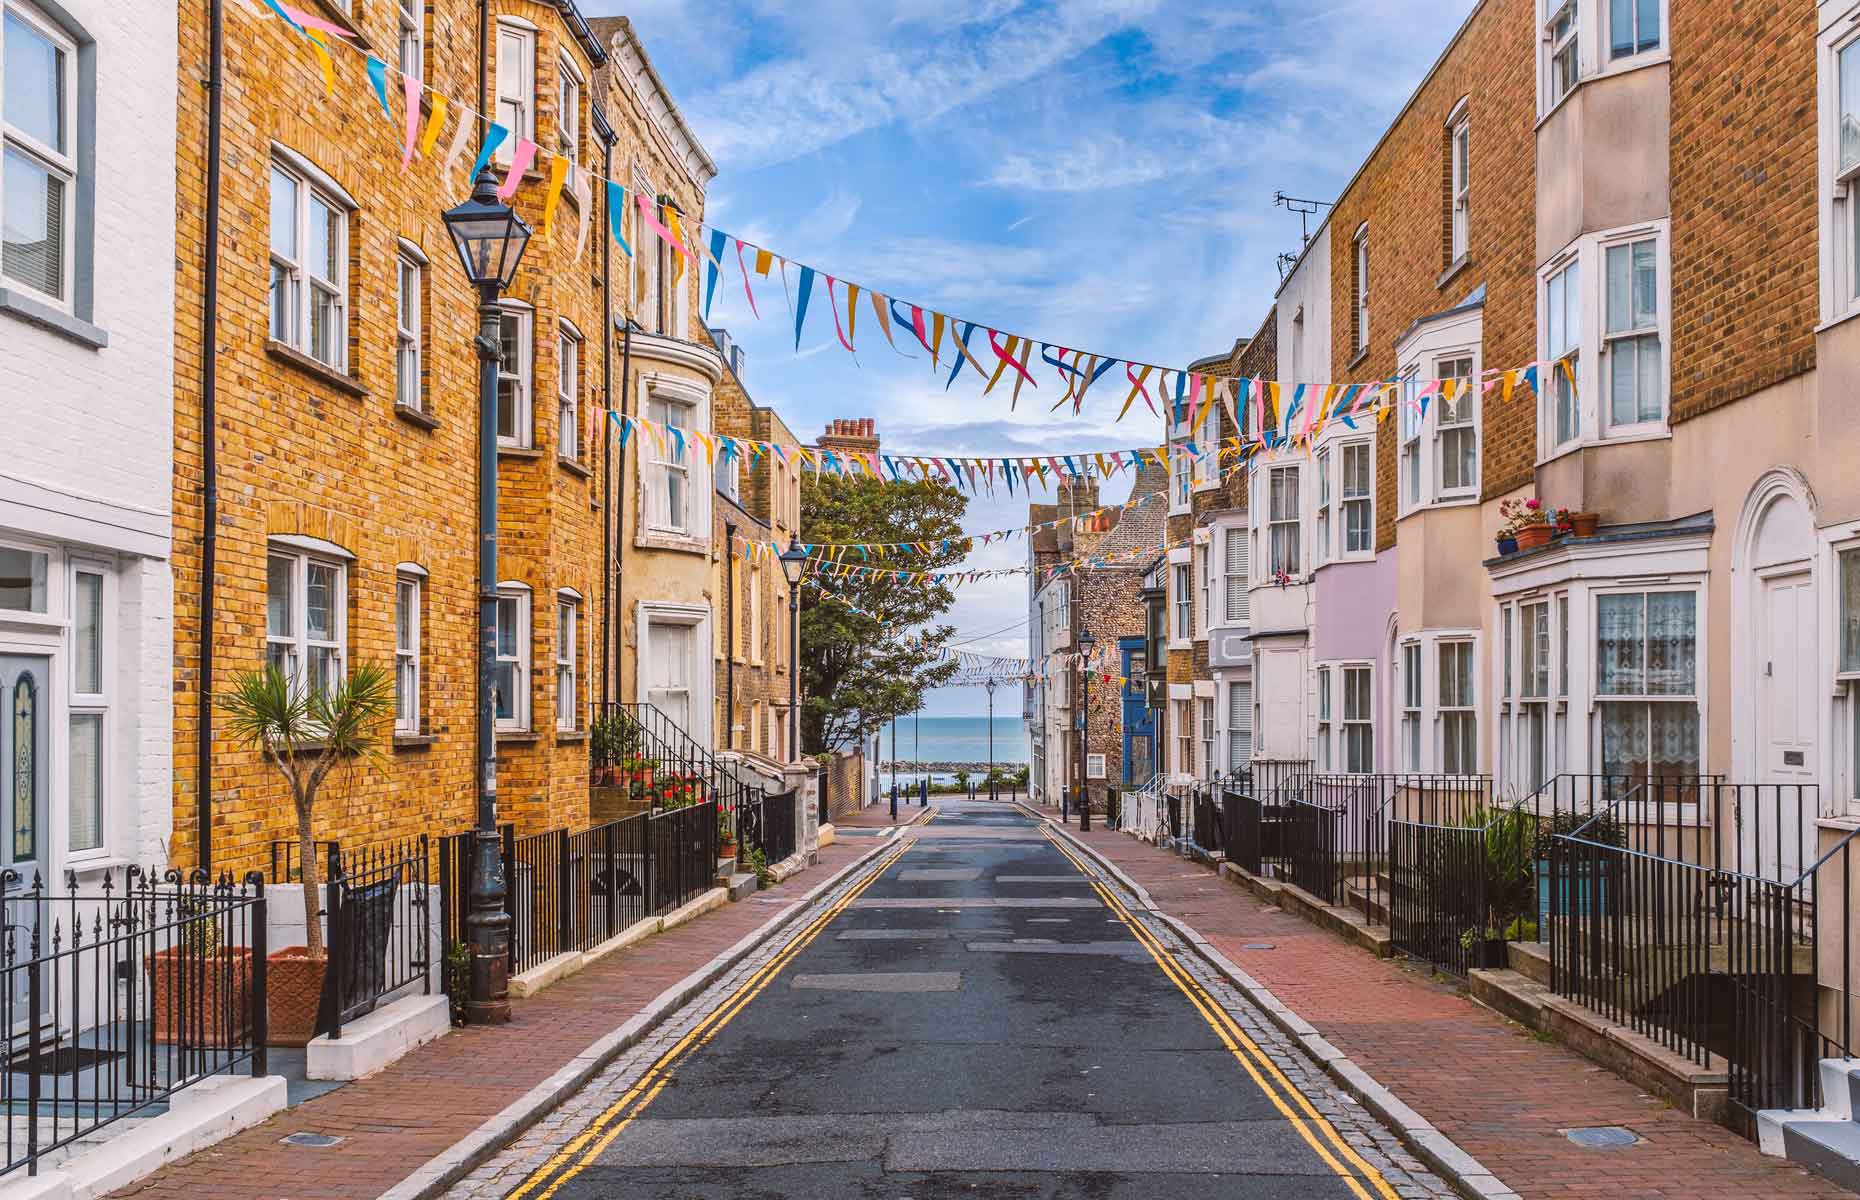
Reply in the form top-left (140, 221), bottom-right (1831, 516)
top-left (818, 417), bottom-right (882, 459)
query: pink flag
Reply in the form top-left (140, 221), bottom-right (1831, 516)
top-left (496, 140), bottom-right (536, 200)
top-left (402, 74), bottom-right (421, 167)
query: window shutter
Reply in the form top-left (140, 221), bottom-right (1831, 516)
top-left (1224, 529), bottom-right (1249, 624)
top-left (1229, 681), bottom-right (1252, 766)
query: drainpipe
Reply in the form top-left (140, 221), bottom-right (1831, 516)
top-left (597, 112), bottom-right (614, 705)
top-left (196, 0), bottom-right (225, 873)
top-left (725, 521), bottom-right (736, 747)
top-left (614, 322), bottom-right (633, 698)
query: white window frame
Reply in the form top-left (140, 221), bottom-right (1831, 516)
top-left (1170, 441), bottom-right (1193, 512)
top-left (1435, 355), bottom-right (1477, 498)
top-left (1175, 698), bottom-right (1194, 777)
top-left (1449, 102), bottom-right (1470, 264)
top-left (1172, 562), bottom-right (1192, 645)
top-left (645, 390), bottom-right (695, 535)
top-left (1607, 0), bottom-right (1663, 61)
top-left (397, 0), bottom-right (422, 81)
top-left (1543, 0), bottom-right (1581, 111)
top-left (1837, 542), bottom-right (1860, 813)
top-left (1592, 585), bottom-right (1700, 780)
top-left (2, 0), bottom-right (76, 307)
top-left (395, 243), bottom-right (424, 412)
top-left (557, 320), bottom-right (580, 460)
top-left (1353, 223), bottom-right (1370, 353)
top-left (1821, 10), bottom-right (1860, 325)
top-left (1435, 640), bottom-right (1480, 773)
top-left (1600, 233), bottom-right (1665, 435)
top-left (1401, 640), bottom-right (1422, 771)
top-left (1222, 526), bottom-right (1249, 626)
top-left (494, 582), bottom-right (531, 733)
top-left (1192, 407), bottom-right (1222, 490)
top-left (1198, 697), bottom-right (1214, 781)
top-left (1195, 540), bottom-right (1210, 640)
top-left (1315, 446), bottom-right (1332, 565)
top-left (1268, 465), bottom-right (1301, 579)
top-left (66, 560), bottom-right (108, 858)
top-left (268, 154), bottom-right (350, 369)
top-left (556, 591), bottom-right (579, 731)
top-left (748, 557), bottom-right (763, 666)
top-left (394, 568), bottom-right (422, 735)
top-left (266, 546), bottom-right (347, 698)
top-left (497, 302), bottom-right (533, 448)
top-left (556, 52), bottom-right (582, 159)
top-left (494, 21), bottom-right (536, 157)
top-left (1339, 440), bottom-right (1373, 557)
top-left (1537, 221), bottom-right (1671, 460)
top-left (1341, 663), bottom-right (1373, 774)
top-left (1227, 680), bottom-right (1252, 771)
top-left (1316, 665), bottom-right (1332, 772)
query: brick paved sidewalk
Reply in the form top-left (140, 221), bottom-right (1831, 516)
top-left (1050, 813), bottom-right (1845, 1200)
top-left (111, 838), bottom-right (870, 1200)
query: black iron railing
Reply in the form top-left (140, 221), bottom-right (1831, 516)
top-left (760, 791), bottom-right (798, 865)
top-left (649, 802), bottom-right (718, 914)
top-left (1546, 779), bottom-right (1823, 1101)
top-left (325, 836), bottom-right (430, 1038)
top-left (594, 702), bottom-right (769, 867)
top-left (1223, 789), bottom-right (1261, 875)
top-left (1, 868), bottom-right (268, 1177)
top-left (1389, 816), bottom-right (1491, 976)
top-left (1307, 773), bottom-right (1491, 926)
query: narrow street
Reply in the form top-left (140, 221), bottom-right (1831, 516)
top-left (449, 799), bottom-right (1450, 1199)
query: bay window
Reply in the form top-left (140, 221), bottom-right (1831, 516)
top-left (1539, 223), bottom-right (1669, 455)
top-left (1545, 257), bottom-right (1580, 449)
top-left (1401, 642), bottom-right (1422, 770)
top-left (1400, 372), bottom-right (1422, 509)
top-left (1196, 541), bottom-right (1209, 638)
top-left (1520, 601), bottom-right (1551, 787)
top-left (1603, 236), bottom-right (1662, 430)
top-left (2, 2), bottom-right (75, 305)
top-left (1316, 447), bottom-right (1331, 564)
top-left (1341, 443), bottom-right (1372, 554)
top-left (1609, 0), bottom-right (1660, 60)
top-left (494, 582), bottom-right (531, 732)
top-left (1437, 358), bottom-right (1476, 495)
top-left (645, 394), bottom-right (692, 533)
top-left (1596, 590), bottom-right (1698, 779)
top-left (1342, 665), bottom-right (1372, 773)
top-left (1269, 466), bottom-right (1300, 578)
top-left (497, 305), bottom-right (533, 447)
top-left (1223, 528), bottom-right (1249, 625)
top-left (1439, 640), bottom-right (1476, 774)
top-left (1317, 666), bottom-right (1332, 771)
top-left (1545, 0), bottom-right (1579, 109)
top-left (267, 546), bottom-right (345, 697)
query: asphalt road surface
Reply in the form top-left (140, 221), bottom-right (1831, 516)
top-left (448, 798), bottom-right (1450, 1199)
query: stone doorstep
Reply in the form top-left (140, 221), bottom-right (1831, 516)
top-left (1213, 861), bottom-right (1393, 958)
top-left (306, 994), bottom-right (452, 1082)
top-left (767, 852), bottom-right (809, 884)
top-left (508, 889), bottom-right (729, 999)
top-left (818, 822), bottom-right (837, 849)
top-left (0, 1075), bottom-right (288, 1200)
top-left (379, 838), bottom-right (900, 1200)
top-left (1466, 967), bottom-right (1730, 1125)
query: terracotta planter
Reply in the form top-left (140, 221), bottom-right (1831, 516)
top-left (1569, 511), bottom-right (1600, 537)
top-left (266, 946), bottom-right (330, 1047)
top-left (145, 946), bottom-right (253, 1046)
top-left (1515, 523), bottom-right (1554, 550)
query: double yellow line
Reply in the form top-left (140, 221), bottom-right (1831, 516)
top-left (506, 835), bottom-right (917, 1200)
top-left (1044, 829), bottom-right (1400, 1200)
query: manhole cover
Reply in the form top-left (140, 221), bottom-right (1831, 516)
top-left (1563, 1126), bottom-right (1638, 1149)
top-left (281, 1132), bottom-right (344, 1148)
top-left (1241, 943), bottom-right (1276, 951)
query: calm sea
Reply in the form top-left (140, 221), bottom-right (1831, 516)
top-left (876, 716), bottom-right (1030, 765)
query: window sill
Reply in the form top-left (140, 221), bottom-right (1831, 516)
top-left (393, 732), bottom-right (439, 749)
top-left (267, 340), bottom-right (368, 398)
top-left (66, 856), bottom-right (134, 876)
top-left (496, 730), bottom-right (541, 744)
top-left (395, 403), bottom-right (440, 432)
top-left (1436, 255), bottom-right (1473, 290)
top-left (558, 455), bottom-right (592, 479)
top-left (556, 727), bottom-right (589, 744)
top-left (0, 287), bottom-right (108, 349)
top-left (498, 445), bottom-right (545, 460)
top-left (1815, 307), bottom-right (1860, 337)
top-left (635, 529), bottom-right (708, 555)
top-left (1816, 816), bottom-right (1860, 834)
top-left (1346, 345), bottom-right (1371, 372)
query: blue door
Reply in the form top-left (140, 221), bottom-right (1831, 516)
top-left (1120, 639), bottom-right (1153, 784)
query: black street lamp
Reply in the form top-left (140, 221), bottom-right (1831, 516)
top-left (442, 165), bottom-right (532, 1027)
top-left (778, 537), bottom-right (808, 760)
top-left (985, 679), bottom-right (997, 802)
top-left (1077, 627), bottom-right (1095, 832)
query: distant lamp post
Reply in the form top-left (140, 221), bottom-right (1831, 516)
top-left (985, 679), bottom-right (998, 802)
top-left (778, 536), bottom-right (809, 759)
top-left (1077, 627), bottom-right (1095, 832)
top-left (442, 165), bottom-right (533, 1027)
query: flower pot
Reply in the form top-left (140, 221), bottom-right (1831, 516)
top-left (1515, 523), bottom-right (1554, 550)
top-left (146, 946), bottom-right (254, 1046)
top-left (1475, 938), bottom-right (1509, 970)
top-left (266, 946), bottom-right (330, 1047)
top-left (1496, 536), bottom-right (1518, 556)
top-left (1570, 511), bottom-right (1600, 537)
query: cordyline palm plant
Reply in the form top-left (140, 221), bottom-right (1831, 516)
top-left (219, 662), bottom-right (395, 959)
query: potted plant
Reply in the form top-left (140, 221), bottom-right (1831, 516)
top-left (147, 893), bottom-right (254, 1045)
top-left (220, 661), bottom-right (395, 1046)
top-left (1500, 497), bottom-right (1554, 550)
top-left (1495, 524), bottom-right (1518, 556)
top-left (1568, 510), bottom-right (1600, 537)
top-left (718, 804), bottom-right (736, 858)
top-left (1534, 808), bottom-right (1624, 927)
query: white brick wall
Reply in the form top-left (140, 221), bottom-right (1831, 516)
top-left (1, 0), bottom-right (176, 874)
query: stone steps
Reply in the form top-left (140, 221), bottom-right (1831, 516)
top-left (1757, 1058), bottom-right (1860, 1192)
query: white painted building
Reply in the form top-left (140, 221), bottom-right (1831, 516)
top-left (0, 0), bottom-right (175, 879)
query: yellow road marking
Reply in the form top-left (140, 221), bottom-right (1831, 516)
top-left (1043, 828), bottom-right (1401, 1200)
top-left (507, 834), bottom-right (920, 1200)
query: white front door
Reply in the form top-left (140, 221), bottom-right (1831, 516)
top-left (1753, 571), bottom-right (1815, 880)
top-left (645, 621), bottom-right (693, 732)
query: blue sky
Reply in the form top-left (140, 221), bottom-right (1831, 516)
top-left (594, 0), bottom-right (1475, 715)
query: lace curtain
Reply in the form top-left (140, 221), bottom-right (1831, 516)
top-left (1597, 591), bottom-right (1698, 777)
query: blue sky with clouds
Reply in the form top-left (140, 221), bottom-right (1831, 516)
top-left (592, 0), bottom-right (1474, 715)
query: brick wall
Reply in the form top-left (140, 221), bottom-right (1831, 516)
top-left (1074, 565), bottom-right (1145, 802)
top-left (174, 0), bottom-right (683, 869)
top-left (1318, 0), bottom-right (1538, 548)
top-left (1667, 1), bottom-right (1818, 422)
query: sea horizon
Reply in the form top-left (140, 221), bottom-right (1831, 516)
top-left (875, 715), bottom-right (1029, 765)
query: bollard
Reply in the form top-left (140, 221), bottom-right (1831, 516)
top-left (919, 778), bottom-right (928, 807)
top-left (890, 783), bottom-right (899, 821)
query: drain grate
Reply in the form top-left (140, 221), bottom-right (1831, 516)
top-left (281, 1132), bottom-right (344, 1148)
top-left (1562, 1126), bottom-right (1639, 1149)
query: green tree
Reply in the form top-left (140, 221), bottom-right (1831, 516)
top-left (800, 473), bottom-right (966, 753)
